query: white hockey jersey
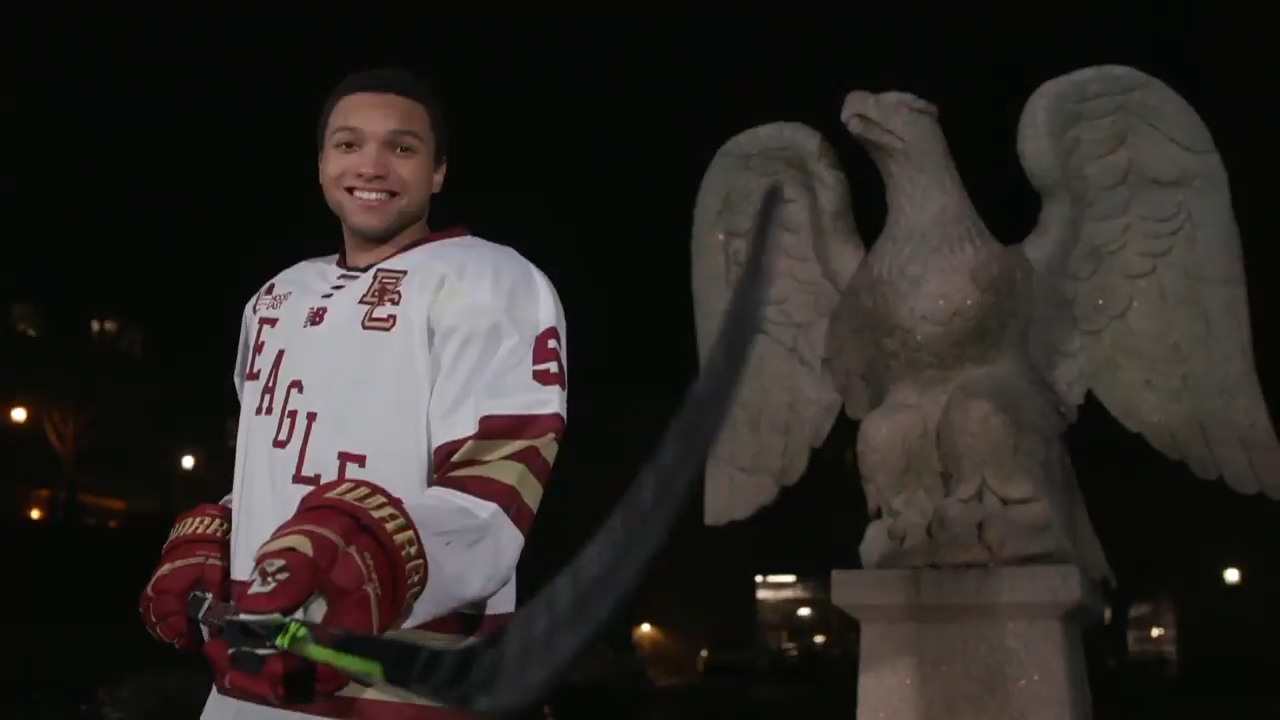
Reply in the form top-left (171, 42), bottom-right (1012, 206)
top-left (203, 229), bottom-right (567, 720)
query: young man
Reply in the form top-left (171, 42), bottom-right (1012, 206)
top-left (139, 68), bottom-right (568, 719)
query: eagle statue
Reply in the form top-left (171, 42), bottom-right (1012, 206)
top-left (691, 65), bottom-right (1279, 580)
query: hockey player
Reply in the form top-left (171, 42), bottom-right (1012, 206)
top-left (139, 68), bottom-right (568, 719)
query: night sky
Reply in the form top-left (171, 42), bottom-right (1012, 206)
top-left (10, 5), bottom-right (1277, 644)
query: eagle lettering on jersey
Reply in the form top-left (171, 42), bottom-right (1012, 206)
top-left (245, 316), bottom-right (370, 487)
top-left (358, 268), bottom-right (408, 332)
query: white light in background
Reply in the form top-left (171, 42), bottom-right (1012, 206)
top-left (796, 606), bottom-right (813, 618)
top-left (180, 454), bottom-right (196, 471)
top-left (1222, 567), bottom-right (1241, 586)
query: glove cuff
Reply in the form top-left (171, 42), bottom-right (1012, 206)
top-left (296, 480), bottom-right (428, 616)
top-left (162, 503), bottom-right (232, 555)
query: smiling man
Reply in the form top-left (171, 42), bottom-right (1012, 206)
top-left (139, 68), bottom-right (568, 720)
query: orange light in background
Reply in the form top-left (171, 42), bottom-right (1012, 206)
top-left (28, 507), bottom-right (43, 520)
top-left (638, 623), bottom-right (652, 633)
top-left (9, 406), bottom-right (28, 424)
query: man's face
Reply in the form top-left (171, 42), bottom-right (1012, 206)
top-left (318, 92), bottom-right (446, 245)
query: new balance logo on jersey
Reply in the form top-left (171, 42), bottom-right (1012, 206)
top-left (303, 306), bottom-right (328, 328)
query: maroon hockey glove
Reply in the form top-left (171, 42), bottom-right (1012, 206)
top-left (140, 503), bottom-right (232, 650)
top-left (204, 479), bottom-right (427, 705)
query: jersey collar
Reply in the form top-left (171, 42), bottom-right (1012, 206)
top-left (336, 226), bottom-right (470, 271)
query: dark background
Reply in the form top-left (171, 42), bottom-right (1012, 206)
top-left (6, 3), bottom-right (1278, 717)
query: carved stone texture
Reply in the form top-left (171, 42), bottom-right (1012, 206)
top-left (832, 565), bottom-right (1100, 720)
top-left (691, 65), bottom-right (1280, 580)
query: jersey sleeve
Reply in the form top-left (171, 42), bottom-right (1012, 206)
top-left (223, 298), bottom-right (258, 511)
top-left (232, 299), bottom-right (253, 404)
top-left (402, 257), bottom-right (568, 620)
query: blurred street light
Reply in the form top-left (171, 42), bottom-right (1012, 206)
top-left (637, 622), bottom-right (652, 633)
top-left (9, 405), bottom-right (28, 424)
top-left (1149, 626), bottom-right (1165, 639)
top-left (1222, 567), bottom-right (1242, 586)
top-left (180, 454), bottom-right (196, 471)
top-left (28, 507), bottom-right (43, 520)
top-left (796, 606), bottom-right (813, 617)
top-left (812, 634), bottom-right (827, 645)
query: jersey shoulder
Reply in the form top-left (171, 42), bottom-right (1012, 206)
top-left (408, 234), bottom-right (559, 304)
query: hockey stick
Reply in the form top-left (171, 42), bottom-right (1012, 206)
top-left (192, 184), bottom-right (780, 716)
top-left (188, 592), bottom-right (389, 684)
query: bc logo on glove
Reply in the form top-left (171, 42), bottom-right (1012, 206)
top-left (247, 559), bottom-right (291, 595)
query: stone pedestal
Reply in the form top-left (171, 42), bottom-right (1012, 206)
top-left (831, 565), bottom-right (1101, 720)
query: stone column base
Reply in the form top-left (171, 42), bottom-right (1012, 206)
top-left (831, 565), bottom-right (1101, 720)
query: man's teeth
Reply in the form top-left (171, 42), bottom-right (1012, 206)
top-left (352, 190), bottom-right (392, 201)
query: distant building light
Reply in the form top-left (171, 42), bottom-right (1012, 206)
top-left (638, 623), bottom-right (652, 633)
top-left (90, 318), bottom-right (101, 334)
top-left (28, 507), bottom-right (43, 521)
top-left (796, 606), bottom-right (813, 618)
top-left (9, 405), bottom-right (28, 424)
top-left (812, 634), bottom-right (827, 645)
top-left (1149, 626), bottom-right (1165, 639)
top-left (754, 574), bottom-right (764, 583)
top-left (1222, 567), bottom-right (1242, 586)
top-left (699, 648), bottom-right (708, 658)
top-left (763, 574), bottom-right (797, 584)
top-left (180, 454), bottom-right (196, 471)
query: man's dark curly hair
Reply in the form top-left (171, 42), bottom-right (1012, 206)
top-left (316, 68), bottom-right (449, 163)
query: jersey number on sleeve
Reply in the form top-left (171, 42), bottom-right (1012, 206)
top-left (532, 326), bottom-right (566, 390)
top-left (246, 316), bottom-right (369, 487)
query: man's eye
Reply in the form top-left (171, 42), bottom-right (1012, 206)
top-left (394, 144), bottom-right (419, 155)
top-left (334, 140), bottom-right (357, 151)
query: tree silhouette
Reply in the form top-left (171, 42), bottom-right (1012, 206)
top-left (43, 401), bottom-right (97, 521)
top-left (6, 302), bottom-right (158, 523)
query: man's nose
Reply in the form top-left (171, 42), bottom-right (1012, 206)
top-left (355, 146), bottom-right (392, 178)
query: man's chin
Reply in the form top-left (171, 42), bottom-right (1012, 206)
top-left (343, 219), bottom-right (411, 247)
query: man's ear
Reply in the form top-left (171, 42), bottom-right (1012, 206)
top-left (432, 160), bottom-right (447, 194)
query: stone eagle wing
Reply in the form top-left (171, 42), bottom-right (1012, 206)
top-left (692, 122), bottom-right (866, 524)
top-left (1018, 65), bottom-right (1280, 498)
